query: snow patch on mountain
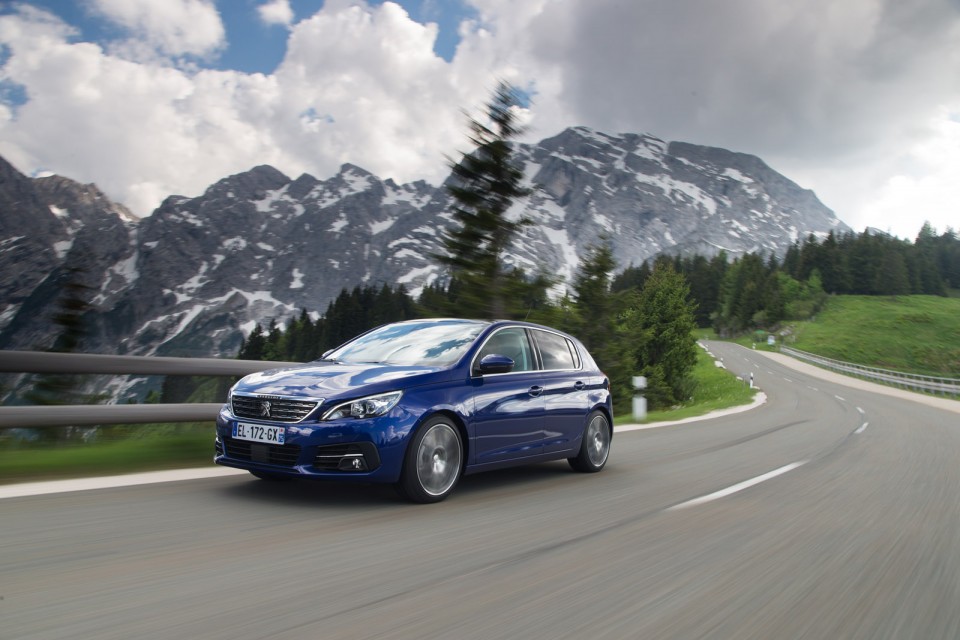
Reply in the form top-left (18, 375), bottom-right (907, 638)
top-left (290, 267), bottom-right (305, 289)
top-left (370, 218), bottom-right (396, 234)
top-left (222, 237), bottom-right (247, 251)
top-left (329, 214), bottom-right (348, 233)
top-left (53, 239), bottom-right (74, 260)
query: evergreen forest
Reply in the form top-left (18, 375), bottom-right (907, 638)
top-left (236, 224), bottom-right (960, 413)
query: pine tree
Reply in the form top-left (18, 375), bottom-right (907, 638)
top-left (434, 82), bottom-right (532, 319)
top-left (621, 262), bottom-right (698, 409)
top-left (24, 265), bottom-right (104, 441)
top-left (570, 240), bottom-right (632, 413)
top-left (875, 249), bottom-right (910, 296)
top-left (571, 240), bottom-right (618, 352)
top-left (611, 260), bottom-right (652, 293)
top-left (238, 323), bottom-right (266, 360)
top-left (25, 266), bottom-right (98, 407)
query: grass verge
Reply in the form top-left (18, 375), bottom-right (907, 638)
top-left (614, 344), bottom-right (757, 425)
top-left (0, 426), bottom-right (213, 484)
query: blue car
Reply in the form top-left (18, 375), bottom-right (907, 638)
top-left (215, 318), bottom-right (613, 502)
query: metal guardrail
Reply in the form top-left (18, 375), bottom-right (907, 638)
top-left (0, 351), bottom-right (302, 428)
top-left (0, 403), bottom-right (225, 428)
top-left (780, 346), bottom-right (960, 397)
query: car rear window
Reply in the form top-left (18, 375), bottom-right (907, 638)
top-left (533, 329), bottom-right (579, 370)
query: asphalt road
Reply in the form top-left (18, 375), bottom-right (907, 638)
top-left (3, 342), bottom-right (959, 639)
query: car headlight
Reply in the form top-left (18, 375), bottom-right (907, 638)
top-left (321, 391), bottom-right (402, 421)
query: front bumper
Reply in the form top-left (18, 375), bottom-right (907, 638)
top-left (213, 408), bottom-right (416, 483)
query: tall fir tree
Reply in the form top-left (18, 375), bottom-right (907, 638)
top-left (25, 266), bottom-right (97, 408)
top-left (570, 239), bottom-right (632, 413)
top-left (434, 82), bottom-right (532, 319)
top-left (621, 262), bottom-right (698, 409)
top-left (24, 265), bottom-right (105, 440)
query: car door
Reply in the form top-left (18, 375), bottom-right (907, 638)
top-left (470, 327), bottom-right (545, 464)
top-left (532, 329), bottom-right (591, 455)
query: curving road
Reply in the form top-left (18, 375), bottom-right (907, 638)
top-left (3, 342), bottom-right (960, 639)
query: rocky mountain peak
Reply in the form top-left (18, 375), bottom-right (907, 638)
top-left (203, 165), bottom-right (291, 200)
top-left (33, 174), bottom-right (136, 224)
top-left (0, 126), bottom-right (848, 384)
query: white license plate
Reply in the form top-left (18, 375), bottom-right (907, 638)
top-left (233, 422), bottom-right (285, 445)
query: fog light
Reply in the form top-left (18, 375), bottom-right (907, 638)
top-left (338, 457), bottom-right (368, 471)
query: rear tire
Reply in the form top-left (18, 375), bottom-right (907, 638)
top-left (568, 411), bottom-right (611, 473)
top-left (396, 416), bottom-right (463, 503)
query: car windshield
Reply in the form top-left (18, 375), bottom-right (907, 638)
top-left (324, 320), bottom-right (489, 367)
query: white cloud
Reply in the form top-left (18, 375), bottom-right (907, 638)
top-left (0, 5), bottom-right (269, 213)
top-left (87, 0), bottom-right (225, 59)
top-left (498, 0), bottom-right (960, 238)
top-left (450, 0), bottom-right (960, 239)
top-left (854, 107), bottom-right (960, 237)
top-left (0, 1), bottom-right (512, 215)
top-left (1, 0), bottom-right (959, 241)
top-left (257, 0), bottom-right (294, 27)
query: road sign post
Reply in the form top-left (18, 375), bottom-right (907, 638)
top-left (633, 375), bottom-right (647, 420)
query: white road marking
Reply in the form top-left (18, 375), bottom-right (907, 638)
top-left (668, 461), bottom-right (808, 510)
top-left (856, 407), bottom-right (865, 415)
top-left (835, 395), bottom-right (846, 402)
top-left (0, 467), bottom-right (247, 500)
top-left (855, 422), bottom-right (868, 435)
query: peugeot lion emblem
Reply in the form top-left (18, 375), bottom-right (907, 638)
top-left (259, 400), bottom-right (272, 418)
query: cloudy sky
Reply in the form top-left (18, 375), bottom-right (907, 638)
top-left (1, 0), bottom-right (958, 240)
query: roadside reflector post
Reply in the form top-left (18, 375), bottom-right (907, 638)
top-left (632, 375), bottom-right (647, 421)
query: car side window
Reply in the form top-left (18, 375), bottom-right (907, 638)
top-left (477, 328), bottom-right (535, 373)
top-left (533, 329), bottom-right (578, 370)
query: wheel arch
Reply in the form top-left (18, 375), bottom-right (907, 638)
top-left (591, 404), bottom-right (614, 440)
top-left (413, 409), bottom-right (470, 471)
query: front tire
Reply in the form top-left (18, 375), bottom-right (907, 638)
top-left (568, 410), bottom-right (611, 473)
top-left (397, 416), bottom-right (463, 503)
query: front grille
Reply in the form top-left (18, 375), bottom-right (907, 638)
top-left (224, 438), bottom-right (302, 467)
top-left (232, 395), bottom-right (319, 423)
top-left (314, 443), bottom-right (381, 472)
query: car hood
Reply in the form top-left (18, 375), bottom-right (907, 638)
top-left (232, 361), bottom-right (452, 400)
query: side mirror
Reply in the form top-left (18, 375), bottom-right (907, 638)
top-left (477, 354), bottom-right (515, 375)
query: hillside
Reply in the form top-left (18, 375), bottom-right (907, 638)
top-left (786, 295), bottom-right (960, 376)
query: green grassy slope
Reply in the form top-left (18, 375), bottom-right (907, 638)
top-left (787, 295), bottom-right (960, 376)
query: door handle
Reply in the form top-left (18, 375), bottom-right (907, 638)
top-left (528, 386), bottom-right (543, 397)
top-left (574, 381), bottom-right (585, 391)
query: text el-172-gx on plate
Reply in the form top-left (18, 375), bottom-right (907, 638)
top-left (233, 422), bottom-right (285, 445)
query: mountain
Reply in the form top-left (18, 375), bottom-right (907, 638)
top-left (0, 126), bottom-right (847, 374)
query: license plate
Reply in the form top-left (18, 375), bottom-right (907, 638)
top-left (233, 422), bottom-right (285, 445)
